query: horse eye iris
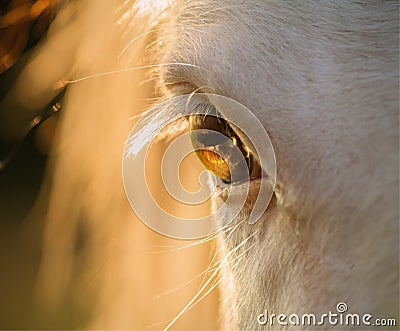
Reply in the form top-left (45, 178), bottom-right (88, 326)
top-left (188, 114), bottom-right (260, 184)
top-left (195, 149), bottom-right (231, 182)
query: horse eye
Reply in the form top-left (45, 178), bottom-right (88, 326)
top-left (188, 114), bottom-right (261, 184)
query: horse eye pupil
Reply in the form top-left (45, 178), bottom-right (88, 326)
top-left (188, 114), bottom-right (255, 184)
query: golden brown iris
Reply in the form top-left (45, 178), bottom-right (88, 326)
top-left (195, 148), bottom-right (232, 182)
top-left (188, 113), bottom-right (261, 184)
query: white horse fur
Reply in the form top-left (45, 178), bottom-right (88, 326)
top-left (152, 1), bottom-right (399, 329)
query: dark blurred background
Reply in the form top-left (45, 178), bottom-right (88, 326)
top-left (0, 1), bottom-right (72, 328)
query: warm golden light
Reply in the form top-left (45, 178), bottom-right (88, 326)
top-left (195, 148), bottom-right (231, 183)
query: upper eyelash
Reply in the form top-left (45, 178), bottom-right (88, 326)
top-left (126, 92), bottom-right (256, 167)
top-left (126, 93), bottom-right (206, 158)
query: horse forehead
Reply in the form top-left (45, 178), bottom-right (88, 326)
top-left (160, 29), bottom-right (278, 120)
top-left (160, 2), bottom-right (332, 115)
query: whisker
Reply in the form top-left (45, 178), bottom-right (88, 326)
top-left (165, 240), bottom-right (257, 329)
top-left (146, 317), bottom-right (175, 329)
top-left (197, 218), bottom-right (246, 292)
top-left (163, 229), bottom-right (259, 331)
top-left (118, 28), bottom-right (163, 58)
top-left (147, 263), bottom-right (232, 329)
top-left (66, 63), bottom-right (209, 84)
top-left (162, 265), bottom-right (219, 330)
top-left (207, 241), bottom-right (256, 273)
top-left (186, 243), bottom-right (255, 314)
top-left (147, 222), bottom-right (236, 254)
top-left (184, 273), bottom-right (227, 313)
top-left (154, 274), bottom-right (204, 300)
top-left (154, 265), bottom-right (215, 299)
top-left (153, 229), bottom-right (254, 299)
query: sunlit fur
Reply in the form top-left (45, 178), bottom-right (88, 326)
top-left (27, 0), bottom-right (398, 330)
